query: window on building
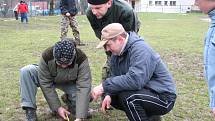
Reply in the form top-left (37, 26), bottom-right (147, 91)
top-left (149, 1), bottom-right (153, 6)
top-left (164, 1), bottom-right (168, 6)
top-left (155, 1), bottom-right (162, 6)
top-left (170, 1), bottom-right (176, 6)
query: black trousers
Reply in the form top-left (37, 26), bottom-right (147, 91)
top-left (110, 88), bottom-right (176, 121)
top-left (14, 11), bottom-right (18, 20)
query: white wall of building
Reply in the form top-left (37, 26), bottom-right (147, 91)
top-left (133, 0), bottom-right (195, 13)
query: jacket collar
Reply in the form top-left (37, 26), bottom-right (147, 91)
top-left (120, 32), bottom-right (139, 56)
top-left (118, 33), bottom-right (128, 55)
top-left (208, 9), bottom-right (215, 24)
top-left (102, 1), bottom-right (113, 19)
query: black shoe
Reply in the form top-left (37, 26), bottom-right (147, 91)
top-left (77, 43), bottom-right (86, 46)
top-left (61, 93), bottom-right (70, 105)
top-left (149, 115), bottom-right (161, 121)
top-left (25, 108), bottom-right (37, 121)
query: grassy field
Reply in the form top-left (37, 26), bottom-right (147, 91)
top-left (0, 12), bottom-right (213, 121)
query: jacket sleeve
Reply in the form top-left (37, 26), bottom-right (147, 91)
top-left (25, 4), bottom-right (28, 12)
top-left (86, 9), bottom-right (101, 39)
top-left (13, 4), bottom-right (18, 11)
top-left (76, 59), bottom-right (92, 118)
top-left (38, 58), bottom-right (61, 112)
top-left (60, 0), bottom-right (68, 15)
top-left (205, 27), bottom-right (215, 109)
top-left (103, 43), bottom-right (159, 94)
top-left (119, 9), bottom-right (135, 32)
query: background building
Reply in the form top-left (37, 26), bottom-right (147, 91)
top-left (0, 0), bottom-right (201, 18)
top-left (127, 0), bottom-right (196, 13)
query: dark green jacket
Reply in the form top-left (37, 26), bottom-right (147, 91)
top-left (60, 0), bottom-right (78, 16)
top-left (38, 46), bottom-right (92, 118)
top-left (86, 0), bottom-right (140, 39)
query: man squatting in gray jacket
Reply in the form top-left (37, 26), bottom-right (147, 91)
top-left (91, 23), bottom-right (177, 121)
top-left (19, 39), bottom-right (91, 121)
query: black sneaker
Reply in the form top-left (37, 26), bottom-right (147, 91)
top-left (25, 108), bottom-right (37, 121)
top-left (77, 43), bottom-right (86, 46)
top-left (61, 94), bottom-right (70, 105)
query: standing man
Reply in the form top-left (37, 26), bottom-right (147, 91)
top-left (86, 0), bottom-right (140, 85)
top-left (86, 0), bottom-right (140, 40)
top-left (91, 23), bottom-right (177, 121)
top-left (13, 2), bottom-right (19, 20)
top-left (194, 0), bottom-right (215, 118)
top-left (60, 0), bottom-right (85, 46)
top-left (18, 0), bottom-right (28, 23)
top-left (20, 39), bottom-right (91, 121)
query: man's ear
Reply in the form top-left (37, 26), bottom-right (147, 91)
top-left (106, 0), bottom-right (112, 7)
top-left (118, 36), bottom-right (124, 44)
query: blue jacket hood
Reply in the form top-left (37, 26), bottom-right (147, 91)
top-left (121, 32), bottom-right (143, 55)
top-left (209, 9), bottom-right (215, 26)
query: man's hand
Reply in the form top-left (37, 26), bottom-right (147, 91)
top-left (100, 95), bottom-right (111, 113)
top-left (66, 12), bottom-right (70, 16)
top-left (91, 84), bottom-right (104, 101)
top-left (57, 107), bottom-right (70, 120)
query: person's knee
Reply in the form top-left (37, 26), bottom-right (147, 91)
top-left (20, 65), bottom-right (35, 74)
top-left (118, 92), bottom-right (130, 105)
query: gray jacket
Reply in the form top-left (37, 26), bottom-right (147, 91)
top-left (103, 32), bottom-right (176, 97)
top-left (38, 46), bottom-right (92, 118)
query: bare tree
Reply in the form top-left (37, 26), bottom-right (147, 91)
top-left (0, 0), bottom-right (10, 17)
top-left (79, 0), bottom-right (87, 15)
top-left (49, 0), bottom-right (54, 15)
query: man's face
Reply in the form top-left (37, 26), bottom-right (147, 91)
top-left (104, 36), bottom-right (123, 55)
top-left (195, 0), bottom-right (215, 13)
top-left (89, 1), bottom-right (111, 19)
top-left (56, 63), bottom-right (70, 68)
top-left (56, 60), bottom-right (73, 68)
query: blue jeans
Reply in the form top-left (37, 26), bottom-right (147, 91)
top-left (204, 26), bottom-right (215, 108)
top-left (20, 12), bottom-right (28, 23)
top-left (19, 64), bottom-right (77, 110)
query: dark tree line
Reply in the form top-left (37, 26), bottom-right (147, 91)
top-left (0, 0), bottom-right (10, 17)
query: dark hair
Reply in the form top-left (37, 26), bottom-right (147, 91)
top-left (87, 0), bottom-right (109, 5)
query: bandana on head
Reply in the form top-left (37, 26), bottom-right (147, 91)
top-left (53, 40), bottom-right (76, 65)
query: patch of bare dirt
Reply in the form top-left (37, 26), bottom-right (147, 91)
top-left (161, 51), bottom-right (204, 79)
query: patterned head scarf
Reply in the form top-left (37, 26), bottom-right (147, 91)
top-left (53, 40), bottom-right (76, 65)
